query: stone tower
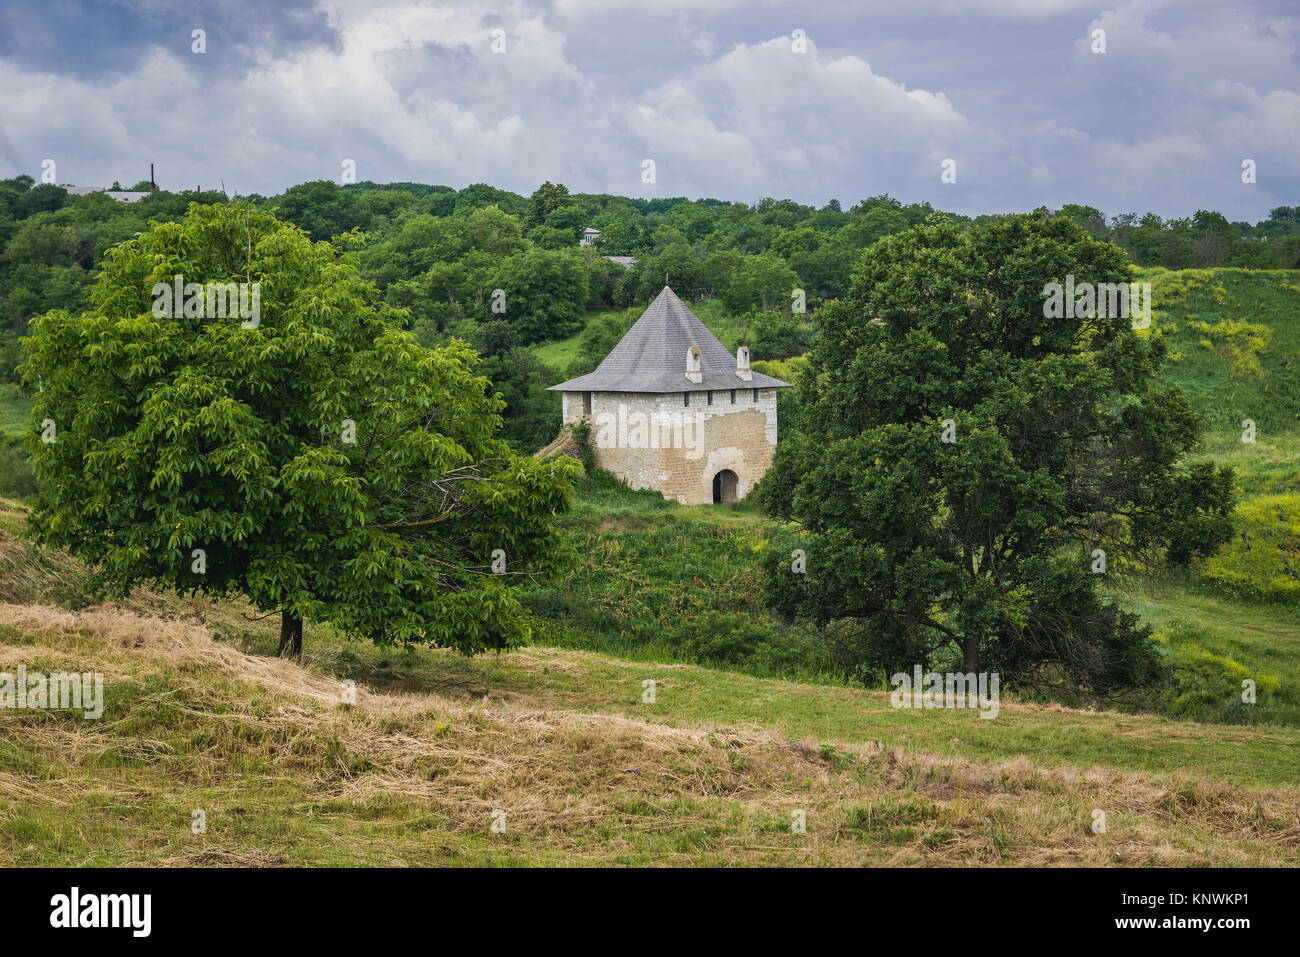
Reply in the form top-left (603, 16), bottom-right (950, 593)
top-left (549, 286), bottom-right (791, 504)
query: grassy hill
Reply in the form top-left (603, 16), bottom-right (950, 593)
top-left (1140, 268), bottom-right (1299, 499)
top-left (1, 267), bottom-right (1298, 866)
top-left (2, 494), bottom-right (1298, 866)
top-left (1142, 269), bottom-right (1299, 432)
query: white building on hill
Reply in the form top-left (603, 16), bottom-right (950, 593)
top-left (549, 286), bottom-right (790, 505)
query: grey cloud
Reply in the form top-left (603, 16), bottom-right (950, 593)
top-left (0, 0), bottom-right (1293, 221)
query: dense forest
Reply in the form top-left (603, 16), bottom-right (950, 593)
top-left (3, 173), bottom-right (1299, 452)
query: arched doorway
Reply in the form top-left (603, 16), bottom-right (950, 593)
top-left (712, 469), bottom-right (739, 504)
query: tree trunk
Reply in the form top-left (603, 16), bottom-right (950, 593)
top-left (962, 633), bottom-right (980, 673)
top-left (278, 610), bottom-right (303, 660)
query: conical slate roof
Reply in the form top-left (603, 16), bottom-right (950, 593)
top-left (548, 287), bottom-right (792, 394)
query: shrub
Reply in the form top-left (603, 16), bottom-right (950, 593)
top-left (0, 436), bottom-right (35, 498)
top-left (660, 610), bottom-right (827, 676)
top-left (741, 310), bottom-right (813, 360)
top-left (1188, 319), bottom-right (1272, 380)
top-left (0, 331), bottom-right (22, 385)
top-left (1155, 624), bottom-right (1280, 723)
top-left (751, 355), bottom-right (808, 383)
top-left (1201, 493), bottom-right (1300, 603)
top-left (570, 418), bottom-right (599, 476)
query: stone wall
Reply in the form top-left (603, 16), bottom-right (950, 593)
top-left (561, 389), bottom-right (779, 505)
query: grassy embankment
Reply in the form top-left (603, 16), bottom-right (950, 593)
top-left (1, 494), bottom-right (1298, 866)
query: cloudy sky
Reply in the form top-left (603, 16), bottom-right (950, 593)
top-left (1, 0), bottom-right (1296, 221)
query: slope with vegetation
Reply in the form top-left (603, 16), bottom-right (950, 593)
top-left (2, 496), bottom-right (1298, 867)
top-left (1, 178), bottom-right (1298, 867)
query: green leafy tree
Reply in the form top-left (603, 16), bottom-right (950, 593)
top-left (19, 184), bottom-right (69, 218)
top-left (459, 205), bottom-right (528, 257)
top-left (21, 204), bottom-right (579, 658)
top-left (454, 183), bottom-right (526, 216)
top-left (722, 252), bottom-right (798, 313)
top-left (526, 224), bottom-right (576, 250)
top-left (588, 215), bottom-right (646, 256)
top-left (490, 247), bottom-right (588, 344)
top-left (453, 318), bottom-right (562, 451)
top-left (742, 310), bottom-right (813, 360)
top-left (273, 180), bottom-right (371, 240)
top-left (524, 181), bottom-right (575, 229)
top-left (637, 244), bottom-right (707, 301)
top-left (760, 213), bottom-right (1234, 693)
top-left (703, 249), bottom-right (743, 300)
top-left (1058, 204), bottom-right (1109, 239)
top-left (543, 204), bottom-right (586, 244)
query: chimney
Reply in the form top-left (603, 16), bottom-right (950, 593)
top-left (735, 346), bottom-right (752, 382)
top-left (149, 163), bottom-right (156, 195)
top-left (685, 346), bottom-right (702, 384)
